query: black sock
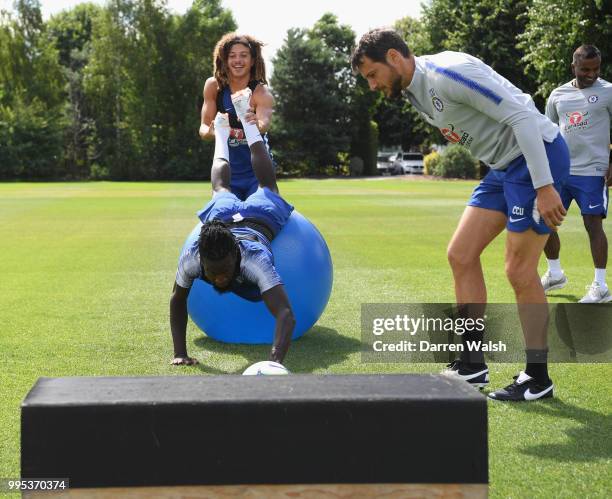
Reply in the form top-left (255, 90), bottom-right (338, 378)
top-left (460, 329), bottom-right (486, 366)
top-left (524, 349), bottom-right (549, 383)
top-left (456, 304), bottom-right (486, 366)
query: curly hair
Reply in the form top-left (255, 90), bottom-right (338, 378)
top-left (213, 33), bottom-right (268, 88)
top-left (199, 220), bottom-right (237, 261)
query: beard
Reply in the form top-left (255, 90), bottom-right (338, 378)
top-left (388, 71), bottom-right (404, 99)
top-left (577, 76), bottom-right (596, 87)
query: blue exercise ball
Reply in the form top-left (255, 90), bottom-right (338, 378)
top-left (183, 211), bottom-right (333, 344)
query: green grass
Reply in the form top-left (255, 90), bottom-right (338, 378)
top-left (0, 179), bottom-right (610, 498)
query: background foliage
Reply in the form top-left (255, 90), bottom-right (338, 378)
top-left (0, 0), bottom-right (609, 179)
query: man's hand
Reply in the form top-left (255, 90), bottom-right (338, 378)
top-left (199, 121), bottom-right (213, 140)
top-left (171, 356), bottom-right (199, 366)
top-left (536, 184), bottom-right (566, 231)
top-left (606, 165), bottom-right (612, 187)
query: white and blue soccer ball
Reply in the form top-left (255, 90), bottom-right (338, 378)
top-left (242, 361), bottom-right (290, 376)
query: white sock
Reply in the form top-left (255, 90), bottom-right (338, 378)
top-left (241, 120), bottom-right (263, 147)
top-left (594, 268), bottom-right (607, 288)
top-left (231, 89), bottom-right (262, 146)
top-left (547, 259), bottom-right (563, 278)
top-left (213, 115), bottom-right (230, 160)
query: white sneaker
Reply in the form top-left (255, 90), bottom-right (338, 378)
top-left (230, 88), bottom-right (252, 122)
top-left (579, 282), bottom-right (612, 303)
top-left (541, 270), bottom-right (568, 293)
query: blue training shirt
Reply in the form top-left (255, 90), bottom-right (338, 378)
top-left (175, 226), bottom-right (281, 302)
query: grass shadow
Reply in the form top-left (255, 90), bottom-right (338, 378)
top-left (513, 398), bottom-right (611, 462)
top-left (547, 293), bottom-right (580, 302)
top-left (192, 326), bottom-right (360, 374)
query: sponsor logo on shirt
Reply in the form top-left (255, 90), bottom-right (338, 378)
top-left (439, 124), bottom-right (473, 147)
top-left (565, 111), bottom-right (590, 131)
top-left (588, 95), bottom-right (598, 103)
top-left (229, 128), bottom-right (247, 147)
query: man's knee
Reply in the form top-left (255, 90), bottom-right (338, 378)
top-left (447, 242), bottom-right (480, 271)
top-left (505, 259), bottom-right (536, 291)
top-left (583, 215), bottom-right (604, 237)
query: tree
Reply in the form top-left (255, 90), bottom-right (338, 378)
top-left (83, 0), bottom-right (235, 179)
top-left (421, 0), bottom-right (536, 96)
top-left (161, 0), bottom-right (236, 179)
top-left (519, 0), bottom-right (612, 99)
top-left (48, 3), bottom-right (103, 178)
top-left (0, 1), bottom-right (65, 178)
top-left (348, 77), bottom-right (379, 175)
top-left (271, 14), bottom-right (355, 175)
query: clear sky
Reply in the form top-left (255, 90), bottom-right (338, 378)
top-left (0, 0), bottom-right (423, 69)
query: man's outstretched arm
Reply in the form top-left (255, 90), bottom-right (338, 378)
top-left (169, 282), bottom-right (198, 365)
top-left (262, 285), bottom-right (296, 364)
top-left (231, 89), bottom-right (279, 193)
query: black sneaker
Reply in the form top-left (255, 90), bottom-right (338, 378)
top-left (488, 371), bottom-right (553, 401)
top-left (441, 360), bottom-right (489, 389)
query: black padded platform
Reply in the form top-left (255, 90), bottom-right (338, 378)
top-left (21, 375), bottom-right (487, 487)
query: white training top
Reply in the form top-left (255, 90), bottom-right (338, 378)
top-left (403, 51), bottom-right (559, 188)
top-left (545, 78), bottom-right (612, 176)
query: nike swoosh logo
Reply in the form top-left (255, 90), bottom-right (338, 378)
top-left (524, 384), bottom-right (554, 400)
top-left (442, 368), bottom-right (488, 381)
top-left (509, 216), bottom-right (526, 223)
top-left (588, 204), bottom-right (601, 209)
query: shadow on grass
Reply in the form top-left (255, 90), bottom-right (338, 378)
top-left (192, 326), bottom-right (360, 375)
top-left (547, 293), bottom-right (580, 302)
top-left (514, 398), bottom-right (611, 462)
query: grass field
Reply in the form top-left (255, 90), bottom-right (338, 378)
top-left (0, 179), bottom-right (610, 498)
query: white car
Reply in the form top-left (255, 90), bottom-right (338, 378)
top-left (376, 153), bottom-right (398, 176)
top-left (393, 152), bottom-right (424, 174)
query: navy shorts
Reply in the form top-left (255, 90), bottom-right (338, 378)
top-left (230, 174), bottom-right (259, 201)
top-left (468, 134), bottom-right (570, 234)
top-left (560, 175), bottom-right (608, 219)
top-left (197, 187), bottom-right (294, 237)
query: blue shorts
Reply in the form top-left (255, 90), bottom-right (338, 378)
top-left (197, 187), bottom-right (294, 237)
top-left (468, 134), bottom-right (570, 234)
top-left (560, 175), bottom-right (608, 219)
top-left (230, 174), bottom-right (259, 201)
top-left (228, 134), bottom-right (273, 201)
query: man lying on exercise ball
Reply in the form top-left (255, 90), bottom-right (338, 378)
top-left (170, 90), bottom-right (295, 367)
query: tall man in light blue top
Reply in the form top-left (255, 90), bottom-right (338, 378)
top-left (541, 45), bottom-right (612, 303)
top-left (352, 28), bottom-right (570, 402)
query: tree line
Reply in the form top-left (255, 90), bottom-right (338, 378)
top-left (0, 0), bottom-right (609, 180)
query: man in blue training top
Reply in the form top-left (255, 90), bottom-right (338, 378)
top-left (199, 33), bottom-right (275, 200)
top-left (171, 91), bottom-right (294, 367)
top-left (352, 28), bottom-right (570, 401)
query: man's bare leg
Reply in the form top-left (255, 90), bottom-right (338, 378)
top-left (580, 214), bottom-right (611, 302)
top-left (443, 206), bottom-right (506, 377)
top-left (211, 158), bottom-right (231, 194)
top-left (448, 206), bottom-right (507, 303)
top-left (506, 229), bottom-right (550, 351)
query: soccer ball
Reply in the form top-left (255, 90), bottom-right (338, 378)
top-left (242, 361), bottom-right (290, 376)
